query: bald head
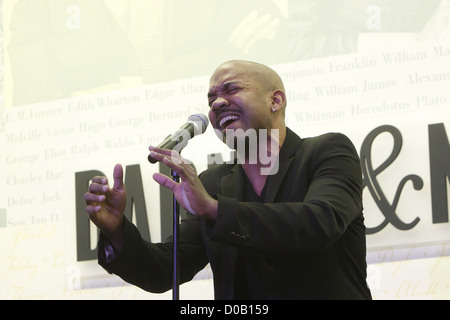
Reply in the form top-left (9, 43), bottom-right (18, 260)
top-left (211, 60), bottom-right (287, 111)
top-left (208, 60), bottom-right (288, 149)
top-left (214, 60), bottom-right (285, 92)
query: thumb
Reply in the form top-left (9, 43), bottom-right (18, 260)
top-left (113, 163), bottom-right (125, 191)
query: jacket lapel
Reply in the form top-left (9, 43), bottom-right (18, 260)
top-left (220, 164), bottom-right (246, 200)
top-left (264, 128), bottom-right (301, 203)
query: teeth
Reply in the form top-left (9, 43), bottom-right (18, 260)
top-left (219, 115), bottom-right (240, 128)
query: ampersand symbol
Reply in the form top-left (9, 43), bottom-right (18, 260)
top-left (360, 125), bottom-right (423, 234)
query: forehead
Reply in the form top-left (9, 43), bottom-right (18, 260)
top-left (209, 64), bottom-right (248, 90)
top-left (211, 60), bottom-right (270, 91)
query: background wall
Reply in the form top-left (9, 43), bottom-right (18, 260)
top-left (1, 0), bottom-right (449, 300)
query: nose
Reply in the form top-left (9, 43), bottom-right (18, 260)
top-left (210, 96), bottom-right (229, 112)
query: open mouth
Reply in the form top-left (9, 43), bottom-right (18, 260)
top-left (218, 114), bottom-right (240, 130)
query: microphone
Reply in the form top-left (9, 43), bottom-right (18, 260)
top-left (148, 113), bottom-right (209, 163)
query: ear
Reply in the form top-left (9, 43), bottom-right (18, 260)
top-left (271, 90), bottom-right (286, 112)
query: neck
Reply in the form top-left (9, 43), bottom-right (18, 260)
top-left (241, 164), bottom-right (268, 197)
top-left (238, 127), bottom-right (286, 195)
top-left (236, 126), bottom-right (285, 165)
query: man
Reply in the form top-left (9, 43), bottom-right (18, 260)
top-left (85, 60), bottom-right (372, 299)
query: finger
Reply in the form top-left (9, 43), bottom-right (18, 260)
top-left (91, 176), bottom-right (108, 185)
top-left (148, 145), bottom-right (178, 155)
top-left (153, 172), bottom-right (177, 191)
top-left (89, 182), bottom-right (109, 194)
top-left (148, 149), bottom-right (164, 163)
top-left (84, 192), bottom-right (106, 203)
top-left (113, 164), bottom-right (124, 192)
top-left (86, 204), bottom-right (102, 215)
top-left (161, 156), bottom-right (199, 184)
top-left (148, 148), bottom-right (180, 162)
top-left (162, 156), bottom-right (190, 179)
top-left (149, 146), bottom-right (186, 164)
top-left (149, 151), bottom-right (184, 169)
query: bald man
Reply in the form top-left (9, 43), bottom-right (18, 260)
top-left (85, 60), bottom-right (372, 300)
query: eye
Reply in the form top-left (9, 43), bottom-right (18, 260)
top-left (227, 87), bottom-right (240, 94)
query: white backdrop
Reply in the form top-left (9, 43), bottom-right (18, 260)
top-left (1, 0), bottom-right (449, 299)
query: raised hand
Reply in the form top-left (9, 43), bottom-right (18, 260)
top-left (84, 164), bottom-right (127, 245)
top-left (149, 146), bottom-right (218, 221)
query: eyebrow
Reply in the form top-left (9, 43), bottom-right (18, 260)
top-left (208, 81), bottom-right (244, 98)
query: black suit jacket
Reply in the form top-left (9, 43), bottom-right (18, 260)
top-left (99, 128), bottom-right (372, 300)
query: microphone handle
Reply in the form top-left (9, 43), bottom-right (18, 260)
top-left (148, 123), bottom-right (194, 163)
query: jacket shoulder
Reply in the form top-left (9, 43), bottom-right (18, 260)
top-left (300, 132), bottom-right (357, 153)
top-left (303, 132), bottom-right (353, 145)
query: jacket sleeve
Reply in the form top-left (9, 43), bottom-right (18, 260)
top-left (205, 133), bottom-right (364, 255)
top-left (98, 213), bottom-right (209, 293)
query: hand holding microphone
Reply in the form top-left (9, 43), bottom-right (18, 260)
top-left (148, 114), bottom-right (218, 220)
top-left (148, 113), bottom-right (209, 163)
